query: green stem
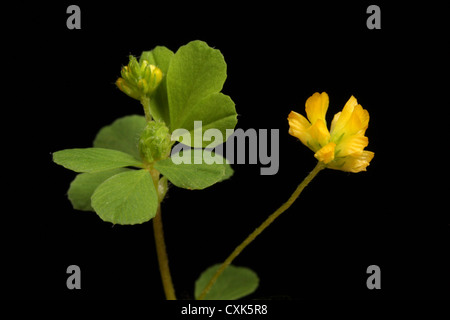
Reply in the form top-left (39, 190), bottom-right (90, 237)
top-left (141, 96), bottom-right (152, 122)
top-left (150, 168), bottom-right (176, 300)
top-left (197, 161), bottom-right (326, 300)
top-left (153, 204), bottom-right (176, 300)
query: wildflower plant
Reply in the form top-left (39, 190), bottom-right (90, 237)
top-left (53, 40), bottom-right (249, 299)
top-left (53, 40), bottom-right (374, 300)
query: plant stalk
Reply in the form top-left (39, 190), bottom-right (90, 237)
top-left (197, 161), bottom-right (325, 300)
top-left (141, 97), bottom-right (152, 122)
top-left (153, 204), bottom-right (176, 300)
top-left (150, 168), bottom-right (176, 300)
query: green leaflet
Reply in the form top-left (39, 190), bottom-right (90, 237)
top-left (221, 159), bottom-right (234, 181)
top-left (68, 168), bottom-right (131, 212)
top-left (170, 92), bottom-right (237, 148)
top-left (154, 149), bottom-right (233, 190)
top-left (167, 40), bottom-right (237, 146)
top-left (91, 169), bottom-right (158, 225)
top-left (53, 148), bottom-right (143, 173)
top-left (140, 46), bottom-right (174, 125)
top-left (93, 115), bottom-right (147, 160)
top-left (195, 264), bottom-right (259, 300)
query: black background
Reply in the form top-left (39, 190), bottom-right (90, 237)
top-left (3, 2), bottom-right (448, 301)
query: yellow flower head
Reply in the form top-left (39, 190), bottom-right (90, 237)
top-left (288, 92), bottom-right (374, 173)
top-left (116, 56), bottom-right (163, 100)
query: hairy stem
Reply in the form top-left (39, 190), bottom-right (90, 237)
top-left (197, 161), bottom-right (325, 300)
top-left (141, 97), bottom-right (152, 122)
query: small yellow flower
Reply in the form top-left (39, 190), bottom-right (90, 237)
top-left (288, 92), bottom-right (374, 173)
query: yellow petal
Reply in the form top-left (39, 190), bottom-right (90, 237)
top-left (288, 111), bottom-right (311, 147)
top-left (314, 142), bottom-right (336, 164)
top-left (328, 151), bottom-right (375, 173)
top-left (330, 111), bottom-right (341, 135)
top-left (330, 95), bottom-right (358, 137)
top-left (330, 96), bottom-right (370, 144)
top-left (344, 104), bottom-right (370, 136)
top-left (336, 135), bottom-right (368, 157)
top-left (307, 119), bottom-right (330, 150)
top-left (305, 92), bottom-right (329, 125)
top-left (288, 111), bottom-right (310, 129)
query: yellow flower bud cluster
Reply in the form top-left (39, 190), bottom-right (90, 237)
top-left (116, 56), bottom-right (163, 100)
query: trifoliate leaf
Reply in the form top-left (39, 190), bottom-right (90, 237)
top-left (53, 148), bottom-right (143, 173)
top-left (93, 115), bottom-right (147, 160)
top-left (195, 264), bottom-right (259, 300)
top-left (68, 168), bottom-right (131, 211)
top-left (154, 149), bottom-right (231, 190)
top-left (91, 169), bottom-right (158, 225)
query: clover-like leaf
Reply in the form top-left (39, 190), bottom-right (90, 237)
top-left (93, 115), bottom-right (147, 160)
top-left (167, 40), bottom-right (237, 146)
top-left (53, 148), bottom-right (144, 173)
top-left (154, 149), bottom-right (232, 190)
top-left (53, 148), bottom-right (143, 173)
top-left (68, 168), bottom-right (131, 212)
top-left (170, 92), bottom-right (237, 148)
top-left (195, 264), bottom-right (259, 300)
top-left (91, 169), bottom-right (158, 225)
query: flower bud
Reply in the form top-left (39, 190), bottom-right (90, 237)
top-left (139, 121), bottom-right (173, 164)
top-left (116, 56), bottom-right (163, 100)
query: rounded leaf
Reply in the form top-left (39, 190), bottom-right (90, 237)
top-left (91, 169), bottom-right (158, 225)
top-left (93, 115), bottom-right (147, 160)
top-left (195, 264), bottom-right (259, 300)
